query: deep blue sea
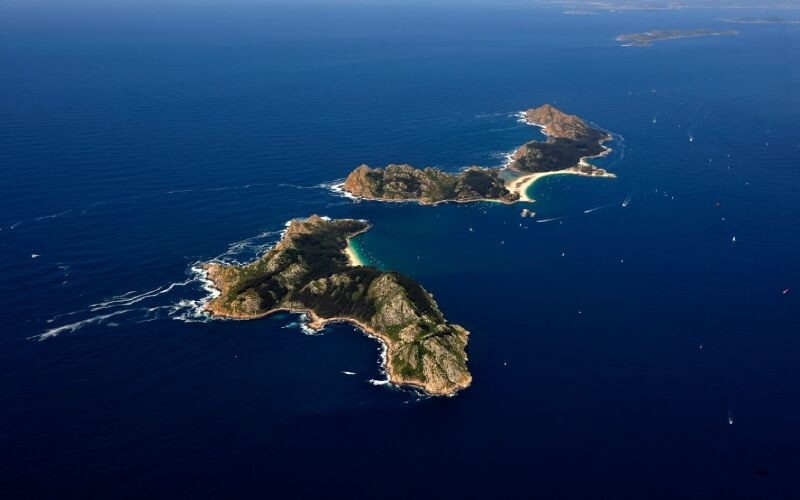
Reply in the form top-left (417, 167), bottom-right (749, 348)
top-left (2, 2), bottom-right (799, 498)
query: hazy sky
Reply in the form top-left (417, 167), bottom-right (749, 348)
top-left (3, 0), bottom-right (800, 6)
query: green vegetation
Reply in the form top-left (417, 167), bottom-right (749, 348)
top-left (343, 105), bottom-right (614, 201)
top-left (203, 215), bottom-right (471, 395)
top-left (343, 164), bottom-right (517, 204)
top-left (510, 137), bottom-right (604, 173)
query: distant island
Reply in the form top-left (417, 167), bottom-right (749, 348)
top-left (341, 104), bottom-right (614, 205)
top-left (616, 29), bottom-right (738, 46)
top-left (719, 17), bottom-right (800, 25)
top-left (202, 215), bottom-right (471, 396)
top-left (534, 0), bottom-right (795, 11)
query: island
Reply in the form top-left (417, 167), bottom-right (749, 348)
top-left (616, 29), bottom-right (738, 46)
top-left (719, 17), bottom-right (800, 25)
top-left (341, 104), bottom-right (614, 205)
top-left (342, 165), bottom-right (518, 205)
top-left (201, 215), bottom-right (471, 396)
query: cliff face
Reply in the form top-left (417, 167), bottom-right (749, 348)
top-left (342, 164), bottom-right (517, 204)
top-left (203, 215), bottom-right (471, 396)
top-left (509, 105), bottom-right (609, 173)
top-left (524, 104), bottom-right (605, 142)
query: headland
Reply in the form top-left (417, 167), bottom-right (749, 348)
top-left (202, 215), bottom-right (471, 396)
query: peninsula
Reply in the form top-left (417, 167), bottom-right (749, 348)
top-left (202, 215), bottom-right (471, 396)
top-left (616, 29), bottom-right (738, 46)
top-left (341, 104), bottom-right (614, 204)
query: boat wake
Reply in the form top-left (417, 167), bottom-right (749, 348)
top-left (539, 194), bottom-right (629, 223)
top-left (536, 215), bottom-right (571, 223)
top-left (584, 203), bottom-right (616, 214)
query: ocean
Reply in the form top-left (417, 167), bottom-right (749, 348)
top-left (1, 2), bottom-right (799, 497)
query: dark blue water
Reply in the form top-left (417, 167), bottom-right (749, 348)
top-left (2, 2), bottom-right (799, 498)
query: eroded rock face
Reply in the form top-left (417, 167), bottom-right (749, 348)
top-left (524, 104), bottom-right (605, 142)
top-left (342, 164), bottom-right (517, 204)
top-left (202, 215), bottom-right (471, 396)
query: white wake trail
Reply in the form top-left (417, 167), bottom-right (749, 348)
top-left (584, 203), bottom-right (615, 214)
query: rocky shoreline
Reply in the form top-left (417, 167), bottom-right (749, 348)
top-left (341, 104), bottom-right (615, 205)
top-left (202, 215), bottom-right (471, 396)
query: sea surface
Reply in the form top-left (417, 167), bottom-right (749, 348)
top-left (2, 2), bottom-right (799, 498)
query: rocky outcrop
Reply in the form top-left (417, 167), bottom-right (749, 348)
top-left (343, 164), bottom-right (517, 204)
top-left (202, 215), bottom-right (471, 396)
top-left (524, 104), bottom-right (606, 143)
top-left (509, 105), bottom-right (610, 173)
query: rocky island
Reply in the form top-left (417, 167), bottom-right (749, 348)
top-left (616, 29), bottom-right (738, 46)
top-left (342, 165), bottom-right (518, 204)
top-left (202, 215), bottom-right (471, 396)
top-left (341, 104), bottom-right (614, 204)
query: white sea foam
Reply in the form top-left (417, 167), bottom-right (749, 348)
top-left (213, 229), bottom-right (283, 264)
top-left (298, 314), bottom-right (322, 335)
top-left (35, 209), bottom-right (72, 222)
top-left (341, 371), bottom-right (357, 376)
top-left (165, 266), bottom-right (221, 323)
top-left (90, 279), bottom-right (194, 311)
top-left (278, 182), bottom-right (320, 190)
top-left (367, 337), bottom-right (391, 387)
top-left (33, 261), bottom-right (225, 340)
top-left (30, 309), bottom-right (133, 341)
top-left (328, 180), bottom-right (358, 200)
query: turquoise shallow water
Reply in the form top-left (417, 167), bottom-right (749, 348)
top-left (1, 2), bottom-right (799, 498)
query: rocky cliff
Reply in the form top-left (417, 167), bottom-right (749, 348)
top-left (203, 215), bottom-right (471, 396)
top-left (524, 104), bottom-right (606, 143)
